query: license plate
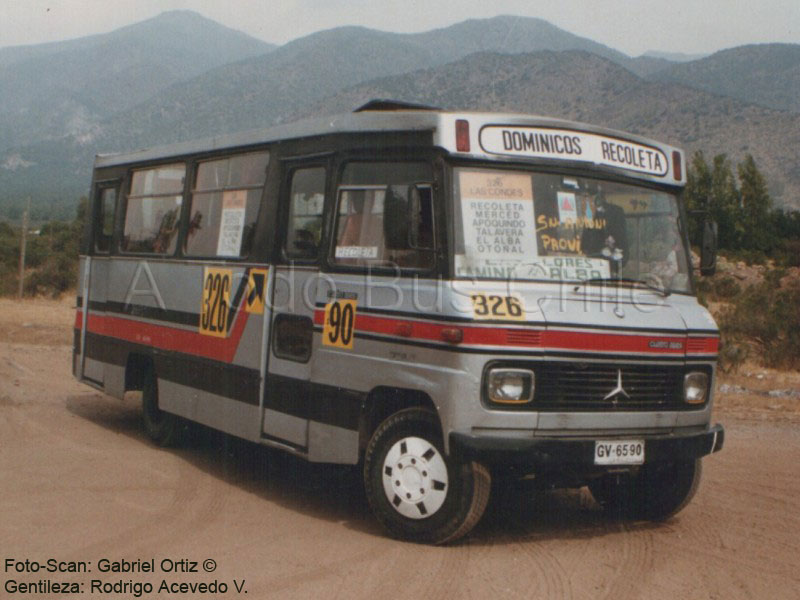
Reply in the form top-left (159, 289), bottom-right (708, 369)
top-left (594, 440), bottom-right (645, 465)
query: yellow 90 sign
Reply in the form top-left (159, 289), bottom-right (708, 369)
top-left (200, 267), bottom-right (232, 337)
top-left (322, 299), bottom-right (357, 349)
top-left (470, 293), bottom-right (525, 321)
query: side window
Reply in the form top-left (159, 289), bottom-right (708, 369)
top-left (332, 162), bottom-right (434, 269)
top-left (285, 167), bottom-right (326, 260)
top-left (95, 186), bottom-right (117, 253)
top-left (121, 164), bottom-right (185, 254)
top-left (185, 152), bottom-right (269, 258)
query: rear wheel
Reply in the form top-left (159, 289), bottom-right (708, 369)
top-left (363, 408), bottom-right (491, 544)
top-left (589, 459), bottom-right (702, 521)
top-left (141, 366), bottom-right (182, 447)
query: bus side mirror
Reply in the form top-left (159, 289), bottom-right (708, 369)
top-left (700, 220), bottom-right (717, 276)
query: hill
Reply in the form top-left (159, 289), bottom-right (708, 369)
top-left (642, 50), bottom-right (708, 62)
top-left (46, 15), bottom-right (637, 150)
top-left (296, 51), bottom-right (800, 209)
top-left (407, 15), bottom-right (629, 65)
top-left (650, 44), bottom-right (800, 113)
top-left (0, 14), bottom-right (653, 220)
top-left (1, 13), bottom-right (799, 219)
top-left (0, 10), bottom-right (273, 153)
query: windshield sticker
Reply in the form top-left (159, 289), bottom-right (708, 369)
top-left (459, 171), bottom-right (538, 268)
top-left (335, 245), bottom-right (379, 259)
top-left (613, 193), bottom-right (672, 214)
top-left (510, 257), bottom-right (610, 281)
top-left (479, 126), bottom-right (669, 178)
top-left (557, 192), bottom-right (577, 223)
top-left (216, 190), bottom-right (246, 257)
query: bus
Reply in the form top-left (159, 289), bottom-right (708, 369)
top-left (74, 100), bottom-right (724, 544)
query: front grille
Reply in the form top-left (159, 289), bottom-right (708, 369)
top-left (534, 363), bottom-right (685, 411)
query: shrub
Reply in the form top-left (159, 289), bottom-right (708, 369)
top-left (717, 275), bottom-right (800, 370)
top-left (775, 240), bottom-right (800, 267)
top-left (713, 275), bottom-right (741, 299)
top-left (693, 277), bottom-right (712, 307)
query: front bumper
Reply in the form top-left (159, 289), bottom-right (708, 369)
top-left (450, 423), bottom-right (724, 466)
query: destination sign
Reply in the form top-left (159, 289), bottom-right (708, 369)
top-left (479, 125), bottom-right (669, 177)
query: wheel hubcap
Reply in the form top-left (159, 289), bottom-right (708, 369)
top-left (381, 436), bottom-right (448, 519)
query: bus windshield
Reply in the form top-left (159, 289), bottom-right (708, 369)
top-left (453, 167), bottom-right (692, 293)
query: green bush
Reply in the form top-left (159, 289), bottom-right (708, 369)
top-left (717, 274), bottom-right (800, 370)
top-left (713, 275), bottom-right (741, 299)
top-left (0, 264), bottom-right (18, 296)
top-left (24, 253), bottom-right (77, 297)
top-left (693, 276), bottom-right (712, 307)
top-left (0, 199), bottom-right (85, 298)
top-left (775, 240), bottom-right (800, 268)
top-left (724, 248), bottom-right (768, 266)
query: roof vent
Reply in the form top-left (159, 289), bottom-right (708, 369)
top-left (354, 99), bottom-right (441, 112)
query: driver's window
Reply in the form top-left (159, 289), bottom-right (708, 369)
top-left (332, 161), bottom-right (434, 269)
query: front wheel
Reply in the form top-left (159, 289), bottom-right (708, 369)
top-left (589, 459), bottom-right (702, 521)
top-left (363, 408), bottom-right (491, 544)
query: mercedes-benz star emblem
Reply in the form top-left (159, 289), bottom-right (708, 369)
top-left (603, 369), bottom-right (630, 402)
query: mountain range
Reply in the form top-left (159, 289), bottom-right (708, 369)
top-left (0, 10), bottom-right (798, 221)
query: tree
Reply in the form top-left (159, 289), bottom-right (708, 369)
top-left (709, 154), bottom-right (740, 250)
top-left (737, 154), bottom-right (772, 252)
top-left (684, 151), bottom-right (712, 244)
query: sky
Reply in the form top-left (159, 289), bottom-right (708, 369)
top-left (0, 0), bottom-right (798, 56)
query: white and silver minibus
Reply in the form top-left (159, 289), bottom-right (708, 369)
top-left (74, 100), bottom-right (724, 543)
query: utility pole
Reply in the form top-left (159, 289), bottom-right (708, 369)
top-left (17, 197), bottom-right (30, 299)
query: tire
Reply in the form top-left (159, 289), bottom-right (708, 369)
top-left (363, 408), bottom-right (491, 544)
top-left (141, 366), bottom-right (182, 447)
top-left (589, 459), bottom-right (702, 521)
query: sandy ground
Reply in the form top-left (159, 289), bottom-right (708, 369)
top-left (1, 297), bottom-right (799, 599)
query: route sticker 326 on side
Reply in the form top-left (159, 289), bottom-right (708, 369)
top-left (200, 267), bottom-right (232, 337)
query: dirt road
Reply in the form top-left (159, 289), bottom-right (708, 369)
top-left (1, 298), bottom-right (799, 599)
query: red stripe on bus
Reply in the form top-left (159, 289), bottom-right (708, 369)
top-left (79, 305), bottom-right (716, 360)
top-left (314, 309), bottom-right (707, 355)
top-left (81, 302), bottom-right (250, 363)
top-left (541, 330), bottom-right (685, 354)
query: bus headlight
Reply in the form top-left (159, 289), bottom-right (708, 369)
top-left (487, 369), bottom-right (535, 404)
top-left (684, 371), bottom-right (709, 405)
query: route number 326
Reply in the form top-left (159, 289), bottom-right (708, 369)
top-left (470, 293), bottom-right (525, 321)
top-left (200, 268), bottom-right (232, 337)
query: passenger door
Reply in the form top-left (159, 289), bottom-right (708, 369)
top-left (309, 160), bottom-right (437, 462)
top-left (79, 181), bottom-right (120, 385)
top-left (262, 161), bottom-right (329, 450)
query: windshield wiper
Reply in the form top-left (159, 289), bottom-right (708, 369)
top-left (573, 277), bottom-right (671, 297)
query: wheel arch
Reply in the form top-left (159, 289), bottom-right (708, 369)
top-left (125, 353), bottom-right (154, 392)
top-left (359, 386), bottom-right (439, 456)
